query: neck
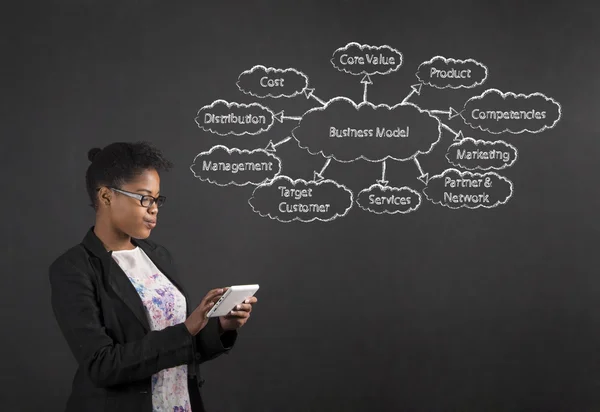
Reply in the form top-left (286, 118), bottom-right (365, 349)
top-left (93, 215), bottom-right (135, 252)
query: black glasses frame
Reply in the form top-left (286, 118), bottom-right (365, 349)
top-left (97, 187), bottom-right (166, 208)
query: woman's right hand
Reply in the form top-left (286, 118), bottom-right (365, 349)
top-left (184, 287), bottom-right (227, 336)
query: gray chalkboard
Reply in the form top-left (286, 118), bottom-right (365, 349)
top-left (5, 1), bottom-right (600, 411)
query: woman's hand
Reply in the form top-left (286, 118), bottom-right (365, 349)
top-left (219, 296), bottom-right (258, 332)
top-left (184, 288), bottom-right (225, 336)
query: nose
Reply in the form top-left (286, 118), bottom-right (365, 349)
top-left (148, 203), bottom-right (158, 215)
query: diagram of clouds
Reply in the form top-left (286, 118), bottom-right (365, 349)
top-left (356, 184), bottom-right (421, 214)
top-left (236, 65), bottom-right (309, 98)
top-left (190, 145), bottom-right (281, 186)
top-left (446, 138), bottom-right (518, 171)
top-left (462, 89), bottom-right (561, 134)
top-left (194, 100), bottom-right (274, 136)
top-left (330, 42), bottom-right (402, 76)
top-left (248, 175), bottom-right (353, 223)
top-left (416, 56), bottom-right (488, 89)
top-left (291, 97), bottom-right (441, 163)
top-left (423, 168), bottom-right (513, 209)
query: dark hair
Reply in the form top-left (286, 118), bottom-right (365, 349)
top-left (85, 141), bottom-right (174, 209)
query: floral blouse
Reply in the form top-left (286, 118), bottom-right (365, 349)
top-left (112, 246), bottom-right (191, 412)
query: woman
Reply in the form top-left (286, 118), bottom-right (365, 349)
top-left (49, 141), bottom-right (257, 412)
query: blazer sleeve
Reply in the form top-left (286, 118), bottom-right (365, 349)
top-left (49, 256), bottom-right (196, 388)
top-left (194, 317), bottom-right (237, 363)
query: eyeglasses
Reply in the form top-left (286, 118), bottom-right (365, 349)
top-left (98, 187), bottom-right (167, 208)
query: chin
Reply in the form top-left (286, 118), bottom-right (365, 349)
top-left (131, 228), bottom-right (152, 240)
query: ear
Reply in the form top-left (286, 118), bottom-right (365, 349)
top-left (98, 187), bottom-right (112, 206)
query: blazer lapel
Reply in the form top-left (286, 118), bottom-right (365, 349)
top-left (81, 227), bottom-right (191, 333)
top-left (107, 257), bottom-right (152, 332)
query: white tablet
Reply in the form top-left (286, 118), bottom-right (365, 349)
top-left (207, 284), bottom-right (260, 317)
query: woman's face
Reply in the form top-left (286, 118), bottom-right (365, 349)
top-left (106, 168), bottom-right (161, 239)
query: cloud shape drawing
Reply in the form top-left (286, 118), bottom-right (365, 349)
top-left (445, 138), bottom-right (518, 171)
top-left (292, 97), bottom-right (441, 163)
top-left (331, 42), bottom-right (402, 76)
top-left (237, 65), bottom-right (309, 98)
top-left (194, 100), bottom-right (274, 136)
top-left (423, 168), bottom-right (513, 209)
top-left (416, 56), bottom-right (488, 89)
top-left (248, 175), bottom-right (353, 223)
top-left (461, 89), bottom-right (561, 134)
top-left (356, 184), bottom-right (422, 214)
top-left (190, 145), bottom-right (281, 186)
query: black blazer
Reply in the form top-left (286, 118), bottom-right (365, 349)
top-left (49, 227), bottom-right (237, 412)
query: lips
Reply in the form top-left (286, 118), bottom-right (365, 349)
top-left (144, 219), bottom-right (157, 229)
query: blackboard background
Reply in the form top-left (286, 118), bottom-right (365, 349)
top-left (4, 1), bottom-right (600, 411)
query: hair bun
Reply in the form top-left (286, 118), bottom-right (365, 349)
top-left (87, 147), bottom-right (102, 162)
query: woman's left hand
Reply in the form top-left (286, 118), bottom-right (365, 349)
top-left (219, 296), bottom-right (258, 332)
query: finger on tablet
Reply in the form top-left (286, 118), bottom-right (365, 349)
top-left (234, 304), bottom-right (252, 312)
top-left (230, 310), bottom-right (250, 318)
top-left (203, 288), bottom-right (224, 302)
